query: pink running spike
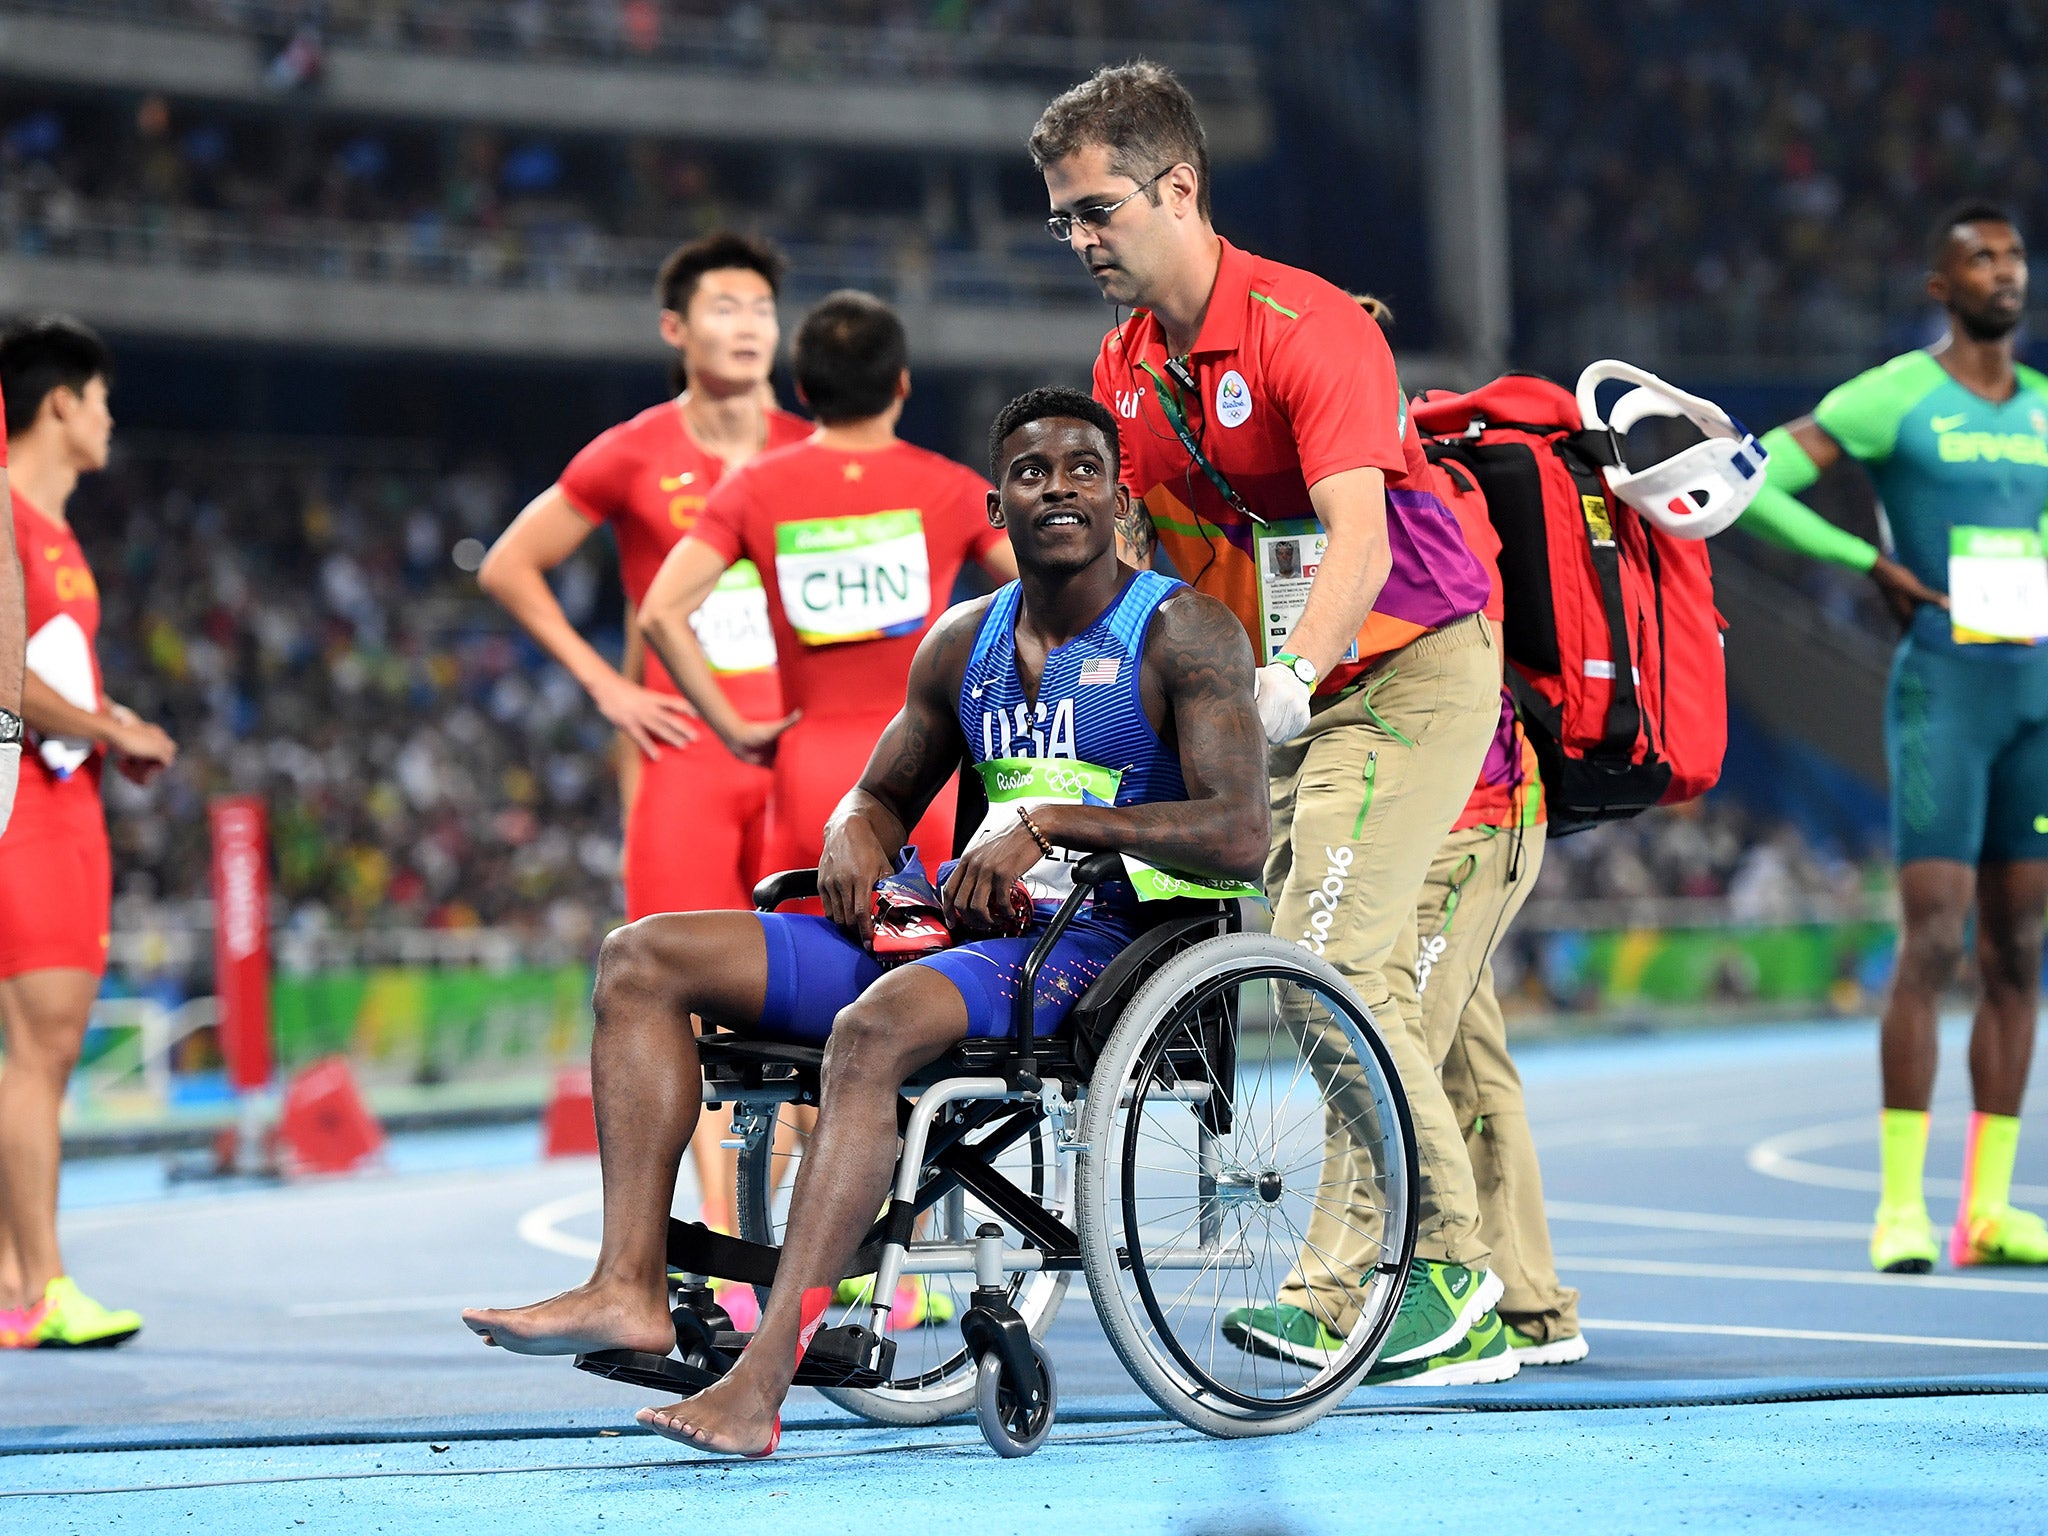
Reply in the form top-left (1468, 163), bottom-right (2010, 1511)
top-left (1952, 1113), bottom-right (1986, 1266)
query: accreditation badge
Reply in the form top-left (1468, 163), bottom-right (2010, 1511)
top-left (1253, 520), bottom-right (1358, 665)
top-left (1949, 526), bottom-right (2048, 645)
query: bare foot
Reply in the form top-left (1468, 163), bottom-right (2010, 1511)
top-left (637, 1369), bottom-right (783, 1457)
top-left (461, 1279), bottom-right (673, 1357)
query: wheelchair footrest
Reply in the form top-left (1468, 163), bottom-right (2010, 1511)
top-left (574, 1348), bottom-right (724, 1396)
top-left (793, 1324), bottom-right (896, 1389)
top-left (575, 1325), bottom-right (897, 1395)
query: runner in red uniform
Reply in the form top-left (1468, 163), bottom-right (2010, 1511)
top-left (0, 375), bottom-right (26, 842)
top-left (480, 232), bottom-right (809, 920)
top-left (478, 234), bottom-right (808, 1267)
top-left (641, 291), bottom-right (1016, 878)
top-left (0, 319), bottom-right (176, 1350)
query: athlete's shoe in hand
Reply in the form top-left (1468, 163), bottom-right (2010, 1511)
top-left (1950, 1204), bottom-right (2048, 1267)
top-left (1870, 1203), bottom-right (1938, 1273)
top-left (1370, 1308), bottom-right (1520, 1386)
top-left (1503, 1322), bottom-right (1590, 1366)
top-left (870, 849), bottom-right (952, 962)
top-left (1378, 1258), bottom-right (1502, 1365)
top-left (1220, 1302), bottom-right (1346, 1368)
top-left (26, 1277), bottom-right (141, 1348)
top-left (887, 1275), bottom-right (956, 1330)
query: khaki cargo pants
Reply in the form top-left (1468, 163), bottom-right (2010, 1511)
top-left (1267, 615), bottom-right (1500, 1334)
top-left (1401, 819), bottom-right (1580, 1343)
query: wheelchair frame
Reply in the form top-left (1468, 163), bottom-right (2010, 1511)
top-left (574, 850), bottom-right (1418, 1455)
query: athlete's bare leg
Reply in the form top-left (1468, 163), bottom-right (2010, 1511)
top-left (1967, 862), bottom-right (2048, 1117)
top-left (638, 966), bottom-right (971, 1455)
top-left (0, 968), bottom-right (98, 1309)
top-left (462, 913), bottom-right (768, 1356)
top-left (1880, 860), bottom-right (1975, 1111)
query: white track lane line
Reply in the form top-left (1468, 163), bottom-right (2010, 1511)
top-left (1545, 1200), bottom-right (1868, 1239)
top-left (1747, 1117), bottom-right (2048, 1200)
top-left (518, 1185), bottom-right (603, 1261)
top-left (1580, 1316), bottom-right (2048, 1351)
top-left (1558, 1254), bottom-right (2048, 1294)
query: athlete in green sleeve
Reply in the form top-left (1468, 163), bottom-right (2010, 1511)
top-left (1741, 201), bottom-right (2048, 1274)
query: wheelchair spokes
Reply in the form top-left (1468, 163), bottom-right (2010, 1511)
top-left (1078, 937), bottom-right (1417, 1435)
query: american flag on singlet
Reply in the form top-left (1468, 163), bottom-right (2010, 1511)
top-left (1078, 657), bottom-right (1119, 686)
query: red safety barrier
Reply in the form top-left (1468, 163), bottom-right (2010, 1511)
top-left (276, 1057), bottom-right (385, 1175)
top-left (543, 1066), bottom-right (599, 1158)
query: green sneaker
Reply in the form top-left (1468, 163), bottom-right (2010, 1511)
top-left (1378, 1258), bottom-right (1502, 1365)
top-left (1951, 1204), bottom-right (2048, 1267)
top-left (1369, 1308), bottom-right (1520, 1386)
top-left (1871, 1204), bottom-right (1937, 1273)
top-left (1221, 1302), bottom-right (1347, 1368)
top-left (27, 1277), bottom-right (141, 1349)
top-left (1502, 1322), bottom-right (1589, 1366)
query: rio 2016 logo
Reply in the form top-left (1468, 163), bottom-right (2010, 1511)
top-left (1216, 369), bottom-right (1253, 429)
top-left (1296, 844), bottom-right (1353, 955)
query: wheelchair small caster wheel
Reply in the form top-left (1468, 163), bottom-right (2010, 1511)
top-left (974, 1340), bottom-right (1056, 1458)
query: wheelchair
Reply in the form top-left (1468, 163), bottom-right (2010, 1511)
top-left (574, 848), bottom-right (1418, 1456)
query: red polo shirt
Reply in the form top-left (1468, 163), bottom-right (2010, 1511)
top-left (1093, 238), bottom-right (1488, 694)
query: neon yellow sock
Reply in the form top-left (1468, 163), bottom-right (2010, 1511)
top-left (1878, 1109), bottom-right (1930, 1214)
top-left (1962, 1112), bottom-right (2022, 1222)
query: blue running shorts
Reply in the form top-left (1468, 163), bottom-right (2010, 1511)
top-left (754, 901), bottom-right (1139, 1045)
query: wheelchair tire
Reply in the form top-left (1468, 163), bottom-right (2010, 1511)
top-left (734, 1102), bottom-right (1070, 1427)
top-left (973, 1341), bottom-right (1057, 1458)
top-left (1075, 934), bottom-right (1418, 1438)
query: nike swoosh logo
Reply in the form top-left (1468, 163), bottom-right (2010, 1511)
top-left (1931, 413), bottom-right (1969, 432)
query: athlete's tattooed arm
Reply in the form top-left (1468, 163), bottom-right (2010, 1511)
top-left (1114, 495), bottom-right (1157, 570)
top-left (941, 590), bottom-right (1267, 931)
top-left (818, 600), bottom-right (984, 940)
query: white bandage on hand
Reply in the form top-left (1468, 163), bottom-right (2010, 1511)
top-left (0, 742), bottom-right (18, 839)
top-left (1254, 662), bottom-right (1313, 745)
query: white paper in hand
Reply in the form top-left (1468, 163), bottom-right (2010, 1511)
top-left (25, 613), bottom-right (98, 775)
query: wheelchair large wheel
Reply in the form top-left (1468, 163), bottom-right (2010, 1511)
top-left (735, 1101), bottom-right (1070, 1426)
top-left (1075, 934), bottom-right (1417, 1438)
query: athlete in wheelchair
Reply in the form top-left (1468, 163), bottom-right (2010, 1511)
top-left (463, 388), bottom-right (1417, 1456)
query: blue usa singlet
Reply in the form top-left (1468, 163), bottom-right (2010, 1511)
top-left (955, 570), bottom-right (1188, 907)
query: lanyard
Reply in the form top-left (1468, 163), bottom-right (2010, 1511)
top-left (1136, 359), bottom-right (1265, 525)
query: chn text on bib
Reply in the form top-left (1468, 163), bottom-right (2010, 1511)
top-left (774, 510), bottom-right (931, 646)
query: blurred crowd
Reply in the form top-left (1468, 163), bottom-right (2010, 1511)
top-left (19, 0), bottom-right (1251, 78)
top-left (1505, 0), bottom-right (2048, 371)
top-left (76, 444), bottom-right (626, 949)
top-left (0, 87), bottom-right (1088, 303)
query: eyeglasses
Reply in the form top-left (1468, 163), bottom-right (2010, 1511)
top-left (1045, 165), bottom-right (1174, 242)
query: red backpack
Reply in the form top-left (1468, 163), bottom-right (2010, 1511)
top-left (1412, 374), bottom-right (1727, 834)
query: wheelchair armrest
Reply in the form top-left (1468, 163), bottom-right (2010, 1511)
top-left (753, 869), bottom-right (821, 910)
top-left (1071, 851), bottom-right (1126, 890)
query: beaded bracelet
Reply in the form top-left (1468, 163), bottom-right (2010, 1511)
top-left (1016, 803), bottom-right (1055, 858)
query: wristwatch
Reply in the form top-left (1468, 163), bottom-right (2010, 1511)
top-left (0, 708), bottom-right (21, 746)
top-left (1273, 652), bottom-right (1319, 688)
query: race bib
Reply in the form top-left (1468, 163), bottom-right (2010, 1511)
top-left (689, 560), bottom-right (776, 675)
top-left (1254, 520), bottom-right (1358, 665)
top-left (774, 510), bottom-right (930, 646)
top-left (1949, 526), bottom-right (2048, 645)
top-left (970, 757), bottom-right (1120, 903)
top-left (1119, 855), bottom-right (1264, 904)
